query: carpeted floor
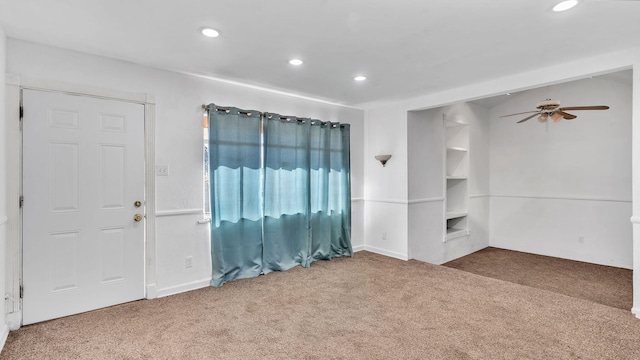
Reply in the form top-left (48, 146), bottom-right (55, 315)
top-left (443, 247), bottom-right (633, 310)
top-left (2, 250), bottom-right (640, 359)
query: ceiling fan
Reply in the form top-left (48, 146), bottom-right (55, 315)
top-left (500, 99), bottom-right (610, 124)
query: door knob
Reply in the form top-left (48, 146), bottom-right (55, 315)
top-left (134, 214), bottom-right (143, 222)
top-left (134, 201), bottom-right (142, 208)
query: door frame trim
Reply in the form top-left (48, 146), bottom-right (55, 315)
top-left (5, 73), bottom-right (157, 329)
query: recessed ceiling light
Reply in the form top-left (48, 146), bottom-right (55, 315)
top-left (201, 28), bottom-right (220, 38)
top-left (354, 75), bottom-right (367, 82)
top-left (289, 59), bottom-right (303, 66)
top-left (553, 0), bottom-right (578, 12)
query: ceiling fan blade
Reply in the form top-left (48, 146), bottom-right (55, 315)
top-left (500, 110), bottom-right (540, 118)
top-left (557, 110), bottom-right (577, 119)
top-left (559, 106), bottom-right (609, 111)
top-left (539, 113), bottom-right (549, 123)
top-left (517, 113), bottom-right (541, 123)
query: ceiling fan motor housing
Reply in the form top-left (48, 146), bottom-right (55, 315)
top-left (536, 99), bottom-right (561, 110)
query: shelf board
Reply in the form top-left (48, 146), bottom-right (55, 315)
top-left (445, 211), bottom-right (467, 220)
top-left (445, 228), bottom-right (470, 241)
top-left (445, 120), bottom-right (469, 128)
top-left (446, 147), bottom-right (468, 152)
top-left (446, 176), bottom-right (467, 180)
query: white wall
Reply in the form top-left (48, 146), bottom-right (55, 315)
top-left (363, 104), bottom-right (408, 259)
top-left (361, 47), bottom-right (640, 270)
top-left (408, 107), bottom-right (444, 263)
top-left (5, 39), bottom-right (365, 297)
top-left (368, 74), bottom-right (631, 268)
top-left (0, 25), bottom-right (8, 349)
top-left (489, 77), bottom-right (633, 268)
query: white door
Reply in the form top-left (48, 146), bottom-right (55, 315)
top-left (22, 89), bottom-right (145, 325)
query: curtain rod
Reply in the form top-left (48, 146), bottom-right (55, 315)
top-left (201, 104), bottom-right (347, 128)
top-left (202, 104), bottom-right (261, 117)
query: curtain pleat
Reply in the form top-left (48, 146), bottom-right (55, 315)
top-left (208, 104), bottom-right (351, 287)
top-left (209, 106), bottom-right (263, 287)
top-left (309, 122), bottom-right (352, 260)
top-left (263, 115), bottom-right (311, 272)
top-left (337, 124), bottom-right (352, 256)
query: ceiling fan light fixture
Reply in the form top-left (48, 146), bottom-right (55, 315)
top-left (551, 112), bottom-right (564, 122)
top-left (539, 113), bottom-right (549, 123)
top-left (553, 0), bottom-right (578, 12)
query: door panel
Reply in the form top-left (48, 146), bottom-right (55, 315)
top-left (22, 89), bottom-right (145, 325)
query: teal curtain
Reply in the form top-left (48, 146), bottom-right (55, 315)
top-left (208, 106), bottom-right (263, 287)
top-left (208, 104), bottom-right (352, 287)
top-left (309, 121), bottom-right (352, 260)
top-left (263, 114), bottom-right (311, 272)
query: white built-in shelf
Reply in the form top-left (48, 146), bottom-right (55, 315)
top-left (444, 113), bottom-right (470, 242)
top-left (445, 215), bottom-right (469, 241)
top-left (446, 147), bottom-right (468, 153)
top-left (445, 211), bottom-right (467, 220)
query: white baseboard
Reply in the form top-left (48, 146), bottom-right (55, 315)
top-left (146, 283), bottom-right (158, 299)
top-left (6, 312), bottom-right (21, 330)
top-left (0, 323), bottom-right (9, 355)
top-left (352, 245), bottom-right (365, 252)
top-left (362, 245), bottom-right (409, 261)
top-left (157, 278), bottom-right (211, 298)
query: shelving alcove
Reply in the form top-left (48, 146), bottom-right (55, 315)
top-left (444, 115), bottom-right (470, 241)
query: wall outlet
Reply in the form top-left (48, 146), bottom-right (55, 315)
top-left (578, 236), bottom-right (584, 244)
top-left (156, 164), bottom-right (169, 176)
top-left (185, 256), bottom-right (193, 268)
top-left (382, 232), bottom-right (387, 240)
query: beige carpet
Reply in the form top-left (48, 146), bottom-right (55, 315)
top-left (3, 251), bottom-right (640, 359)
top-left (443, 247), bottom-right (633, 310)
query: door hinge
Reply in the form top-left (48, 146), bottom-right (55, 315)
top-left (19, 286), bottom-right (24, 299)
top-left (19, 195), bottom-right (24, 208)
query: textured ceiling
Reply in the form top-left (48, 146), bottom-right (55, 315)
top-left (0, 0), bottom-right (638, 106)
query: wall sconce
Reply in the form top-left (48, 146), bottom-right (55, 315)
top-left (375, 155), bottom-right (392, 167)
